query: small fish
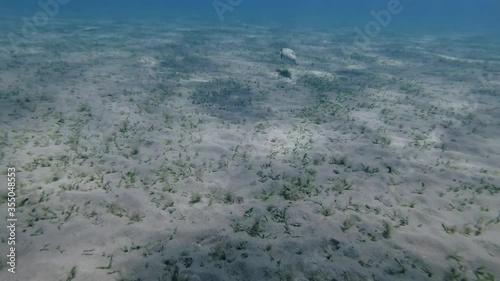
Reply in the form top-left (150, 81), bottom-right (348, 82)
top-left (280, 48), bottom-right (298, 65)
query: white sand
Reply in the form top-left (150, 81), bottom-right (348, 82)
top-left (0, 20), bottom-right (499, 281)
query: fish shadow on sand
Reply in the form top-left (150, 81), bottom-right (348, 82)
top-left (190, 77), bottom-right (276, 123)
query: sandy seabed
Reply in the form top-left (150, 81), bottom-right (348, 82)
top-left (0, 18), bottom-right (499, 281)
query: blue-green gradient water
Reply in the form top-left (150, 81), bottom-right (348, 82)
top-left (1, 0), bottom-right (499, 32)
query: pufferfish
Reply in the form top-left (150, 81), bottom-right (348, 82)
top-left (280, 48), bottom-right (298, 65)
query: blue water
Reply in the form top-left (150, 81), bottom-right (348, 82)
top-left (1, 0), bottom-right (499, 32)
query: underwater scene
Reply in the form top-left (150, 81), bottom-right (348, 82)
top-left (0, 1), bottom-right (499, 280)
